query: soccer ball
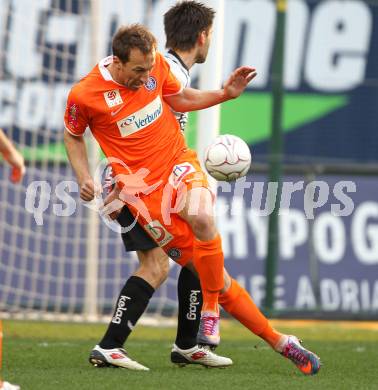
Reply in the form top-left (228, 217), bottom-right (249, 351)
top-left (204, 134), bottom-right (252, 182)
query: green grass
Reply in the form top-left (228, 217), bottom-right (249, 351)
top-left (2, 320), bottom-right (378, 389)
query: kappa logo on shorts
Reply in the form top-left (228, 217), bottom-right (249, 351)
top-left (104, 89), bottom-right (123, 107)
top-left (144, 220), bottom-right (173, 247)
top-left (168, 162), bottom-right (196, 189)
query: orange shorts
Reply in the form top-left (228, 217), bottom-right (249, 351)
top-left (127, 149), bottom-right (212, 266)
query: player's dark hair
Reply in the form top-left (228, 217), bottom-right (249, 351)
top-left (164, 1), bottom-right (215, 51)
top-left (112, 24), bottom-right (157, 63)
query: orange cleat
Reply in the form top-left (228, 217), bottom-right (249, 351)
top-left (281, 336), bottom-right (321, 375)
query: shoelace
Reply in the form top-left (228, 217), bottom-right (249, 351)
top-left (201, 316), bottom-right (218, 336)
top-left (284, 343), bottom-right (308, 366)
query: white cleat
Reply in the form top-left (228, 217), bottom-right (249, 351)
top-left (89, 345), bottom-right (149, 371)
top-left (170, 344), bottom-right (232, 368)
top-left (0, 382), bottom-right (20, 390)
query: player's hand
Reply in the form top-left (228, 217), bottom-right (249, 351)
top-left (102, 186), bottom-right (124, 220)
top-left (79, 177), bottom-right (101, 201)
top-left (223, 66), bottom-right (257, 99)
top-left (4, 148), bottom-right (25, 183)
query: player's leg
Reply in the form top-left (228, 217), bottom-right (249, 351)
top-left (158, 151), bottom-right (224, 347)
top-left (168, 150), bottom-right (319, 373)
top-left (94, 194), bottom-right (231, 369)
top-left (218, 270), bottom-right (321, 375)
top-left (115, 205), bottom-right (231, 368)
top-left (174, 266), bottom-right (202, 349)
top-left (90, 246), bottom-right (167, 371)
top-left (173, 263), bottom-right (320, 374)
top-left (120, 188), bottom-right (231, 367)
top-left (178, 186), bottom-right (224, 346)
top-left (97, 246), bottom-right (168, 347)
top-left (170, 265), bottom-right (232, 368)
top-left (90, 207), bottom-right (168, 371)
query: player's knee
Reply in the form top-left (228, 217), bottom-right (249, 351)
top-left (192, 212), bottom-right (217, 240)
top-left (221, 270), bottom-right (232, 294)
top-left (150, 263), bottom-right (168, 287)
top-left (155, 254), bottom-right (169, 281)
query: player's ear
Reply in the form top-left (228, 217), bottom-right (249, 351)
top-left (198, 30), bottom-right (207, 46)
top-left (113, 56), bottom-right (123, 66)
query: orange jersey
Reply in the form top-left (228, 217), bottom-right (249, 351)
top-left (64, 52), bottom-right (187, 188)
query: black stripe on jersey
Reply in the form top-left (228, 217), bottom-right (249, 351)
top-left (166, 51), bottom-right (190, 88)
top-left (167, 49), bottom-right (189, 71)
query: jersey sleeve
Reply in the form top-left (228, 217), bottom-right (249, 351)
top-left (64, 88), bottom-right (89, 136)
top-left (161, 55), bottom-right (183, 97)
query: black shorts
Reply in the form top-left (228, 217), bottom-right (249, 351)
top-left (117, 206), bottom-right (158, 252)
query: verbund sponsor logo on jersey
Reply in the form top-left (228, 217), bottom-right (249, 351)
top-left (117, 96), bottom-right (163, 137)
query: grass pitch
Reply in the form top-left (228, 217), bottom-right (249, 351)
top-left (2, 319), bottom-right (377, 389)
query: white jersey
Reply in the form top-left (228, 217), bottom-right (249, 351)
top-left (164, 50), bottom-right (190, 131)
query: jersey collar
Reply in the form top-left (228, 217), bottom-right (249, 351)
top-left (98, 56), bottom-right (124, 87)
top-left (98, 56), bottom-right (114, 81)
top-left (167, 50), bottom-right (189, 72)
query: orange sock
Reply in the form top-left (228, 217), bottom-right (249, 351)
top-left (193, 234), bottom-right (224, 315)
top-left (219, 279), bottom-right (283, 348)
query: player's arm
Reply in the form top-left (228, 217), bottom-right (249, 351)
top-left (164, 66), bottom-right (256, 112)
top-left (63, 92), bottom-right (98, 201)
top-left (0, 128), bottom-right (25, 183)
top-left (63, 130), bottom-right (97, 201)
